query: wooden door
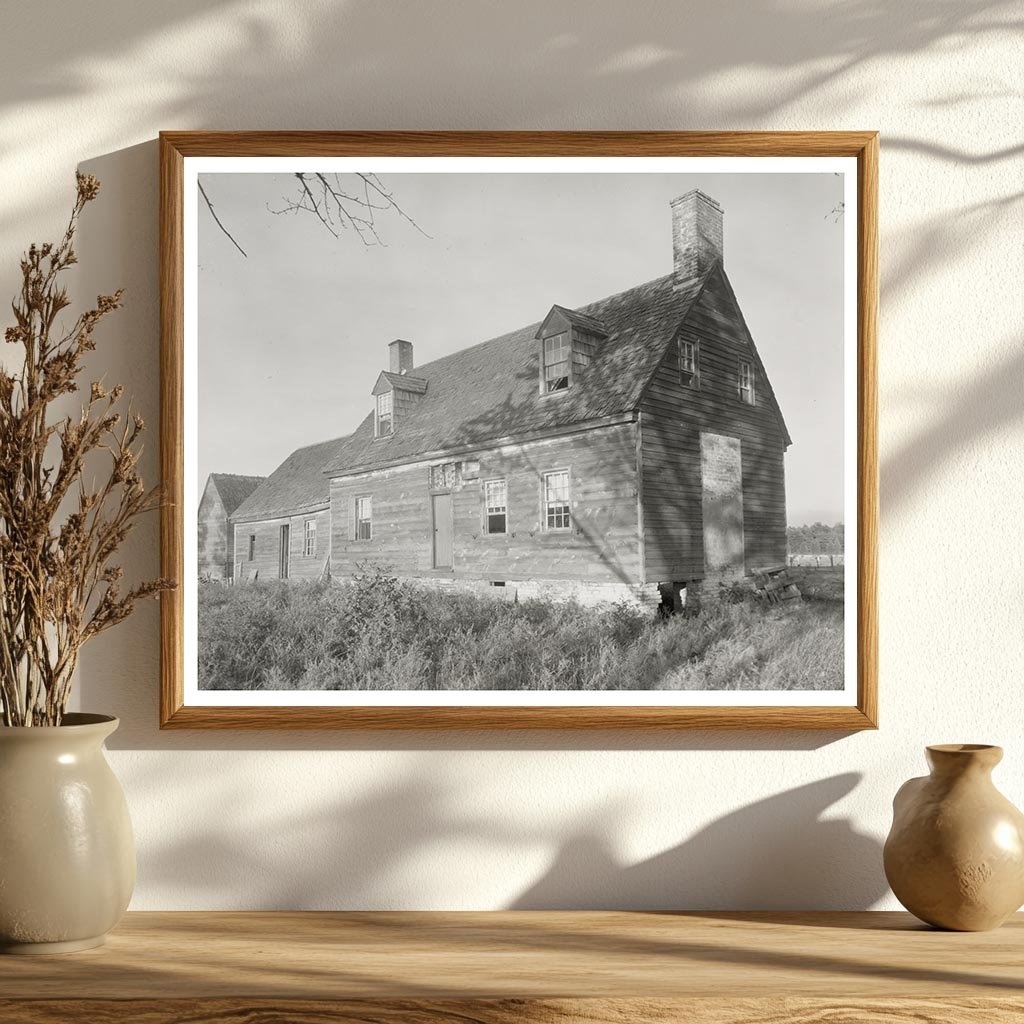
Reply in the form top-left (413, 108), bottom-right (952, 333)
top-left (432, 493), bottom-right (453, 569)
top-left (700, 432), bottom-right (745, 573)
top-left (279, 524), bottom-right (290, 579)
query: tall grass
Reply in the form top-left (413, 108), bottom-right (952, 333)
top-left (198, 570), bottom-right (843, 692)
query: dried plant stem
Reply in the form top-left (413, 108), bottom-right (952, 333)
top-left (0, 174), bottom-right (174, 726)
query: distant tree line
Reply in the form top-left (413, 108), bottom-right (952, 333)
top-left (788, 522), bottom-right (844, 556)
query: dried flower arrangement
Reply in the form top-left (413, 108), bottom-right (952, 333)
top-left (0, 174), bottom-right (173, 726)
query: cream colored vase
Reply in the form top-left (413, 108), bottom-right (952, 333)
top-left (0, 713), bottom-right (135, 954)
top-left (884, 744), bottom-right (1024, 931)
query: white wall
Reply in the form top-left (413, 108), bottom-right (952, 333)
top-left (2, 0), bottom-right (1021, 910)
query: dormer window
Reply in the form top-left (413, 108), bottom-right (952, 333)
top-left (376, 391), bottom-right (393, 436)
top-left (543, 332), bottom-right (570, 393)
top-left (536, 306), bottom-right (608, 397)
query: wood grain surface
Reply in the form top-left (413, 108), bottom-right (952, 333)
top-left (4, 997), bottom-right (1024, 1024)
top-left (159, 130), bottom-right (879, 731)
top-left (1, 911), bottom-right (1022, 1020)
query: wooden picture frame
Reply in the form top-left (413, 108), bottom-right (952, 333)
top-left (160, 131), bottom-right (878, 729)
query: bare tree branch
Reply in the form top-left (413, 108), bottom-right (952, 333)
top-left (269, 172), bottom-right (430, 248)
top-left (198, 180), bottom-right (248, 257)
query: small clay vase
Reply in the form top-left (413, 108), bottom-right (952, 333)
top-left (0, 714), bottom-right (135, 953)
top-left (884, 744), bottom-right (1024, 931)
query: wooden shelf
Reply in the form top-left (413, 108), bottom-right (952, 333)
top-left (2, 911), bottom-right (1023, 1022)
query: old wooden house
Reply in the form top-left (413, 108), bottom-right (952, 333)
top-left (228, 191), bottom-right (791, 609)
top-left (197, 473), bottom-right (265, 580)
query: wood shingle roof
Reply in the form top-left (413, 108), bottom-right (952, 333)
top-left (230, 262), bottom-right (788, 522)
top-left (229, 436), bottom-right (353, 522)
top-left (208, 474), bottom-right (265, 515)
top-left (324, 270), bottom-right (712, 479)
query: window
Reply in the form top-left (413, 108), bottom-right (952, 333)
top-left (738, 361), bottom-right (755, 405)
top-left (247, 534), bottom-right (255, 561)
top-left (679, 339), bottom-right (700, 388)
top-left (484, 479), bottom-right (507, 534)
top-left (542, 332), bottom-right (570, 392)
top-left (355, 496), bottom-right (372, 540)
top-left (303, 519), bottom-right (317, 557)
top-left (376, 391), bottom-right (393, 436)
top-left (429, 462), bottom-right (457, 491)
top-left (543, 470), bottom-right (571, 530)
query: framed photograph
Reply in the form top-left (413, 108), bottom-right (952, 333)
top-left (160, 131), bottom-right (877, 729)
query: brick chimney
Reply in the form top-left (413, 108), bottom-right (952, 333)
top-left (671, 190), bottom-right (723, 283)
top-left (389, 339), bottom-right (414, 374)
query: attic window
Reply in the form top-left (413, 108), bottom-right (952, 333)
top-left (543, 332), bottom-right (570, 393)
top-left (679, 339), bottom-right (700, 388)
top-left (738, 361), bottom-right (755, 405)
top-left (376, 391), bottom-right (393, 436)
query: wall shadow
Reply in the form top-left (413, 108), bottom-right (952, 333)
top-left (40, 6), bottom-right (1024, 742)
top-left (883, 339), bottom-right (1024, 513)
top-left (510, 773), bottom-right (886, 910)
top-left (129, 765), bottom-right (886, 911)
top-left (5, 0), bottom-right (1018, 916)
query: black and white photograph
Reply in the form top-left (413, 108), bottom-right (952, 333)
top-left (183, 154), bottom-right (859, 708)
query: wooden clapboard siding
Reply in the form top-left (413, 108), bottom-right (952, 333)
top-left (639, 271), bottom-right (789, 581)
top-left (232, 508), bottom-right (331, 582)
top-left (196, 478), bottom-right (229, 579)
top-left (330, 422), bottom-right (641, 584)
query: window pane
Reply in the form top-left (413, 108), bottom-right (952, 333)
top-left (545, 368), bottom-right (569, 392)
top-left (484, 479), bottom-right (507, 534)
top-left (544, 471), bottom-right (570, 529)
top-left (356, 497), bottom-right (372, 539)
top-left (543, 332), bottom-right (570, 392)
top-left (739, 362), bottom-right (754, 404)
top-left (545, 471), bottom-right (569, 502)
top-left (485, 480), bottom-right (507, 510)
top-left (377, 392), bottom-right (393, 435)
top-left (546, 504), bottom-right (570, 530)
top-left (680, 339), bottom-right (698, 386)
top-left (544, 333), bottom-right (569, 360)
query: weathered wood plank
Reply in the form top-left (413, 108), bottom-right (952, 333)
top-left (232, 507), bottom-right (331, 582)
top-left (639, 270), bottom-right (790, 580)
top-left (197, 478), bottom-right (229, 579)
top-left (330, 423), bottom-right (641, 584)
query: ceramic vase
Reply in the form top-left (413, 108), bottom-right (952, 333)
top-left (0, 713), bottom-right (135, 954)
top-left (884, 744), bottom-right (1024, 931)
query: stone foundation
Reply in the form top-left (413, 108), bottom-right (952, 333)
top-left (395, 575), bottom-right (663, 612)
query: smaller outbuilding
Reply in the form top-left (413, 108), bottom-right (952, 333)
top-left (197, 473), bottom-right (266, 580)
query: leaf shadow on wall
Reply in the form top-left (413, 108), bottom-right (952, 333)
top-left (74, 133), bottom-right (1022, 753)
top-left (511, 774), bottom-right (889, 912)
top-left (59, 3), bottom-right (1022, 754)
top-left (130, 760), bottom-right (886, 911)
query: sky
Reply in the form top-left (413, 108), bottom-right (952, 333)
top-left (197, 170), bottom-right (846, 525)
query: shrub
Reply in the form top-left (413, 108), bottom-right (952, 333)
top-left (198, 573), bottom-right (844, 692)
